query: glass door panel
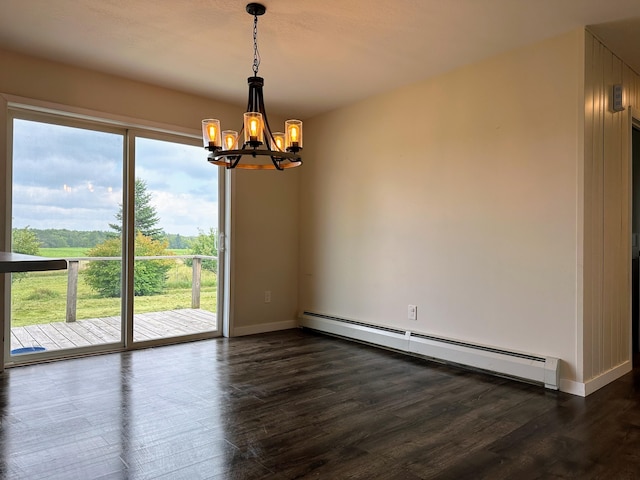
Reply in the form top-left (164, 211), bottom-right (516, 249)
top-left (10, 117), bottom-right (124, 357)
top-left (132, 135), bottom-right (219, 343)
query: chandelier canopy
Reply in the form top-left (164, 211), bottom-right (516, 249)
top-left (202, 3), bottom-right (302, 170)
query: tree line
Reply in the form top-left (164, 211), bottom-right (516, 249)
top-left (25, 228), bottom-right (195, 250)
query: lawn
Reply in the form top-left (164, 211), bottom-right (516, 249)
top-left (39, 247), bottom-right (90, 258)
top-left (10, 258), bottom-right (217, 328)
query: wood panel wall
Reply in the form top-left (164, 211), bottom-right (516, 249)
top-left (583, 30), bottom-right (640, 383)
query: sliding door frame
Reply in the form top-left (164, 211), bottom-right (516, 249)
top-left (127, 128), bottom-right (224, 347)
top-left (1, 94), bottom-right (225, 367)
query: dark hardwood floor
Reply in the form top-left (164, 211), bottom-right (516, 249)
top-left (1, 328), bottom-right (639, 479)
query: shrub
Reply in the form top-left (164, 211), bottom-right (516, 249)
top-left (12, 226), bottom-right (41, 282)
top-left (84, 233), bottom-right (174, 298)
top-left (12, 226), bottom-right (41, 255)
top-left (186, 228), bottom-right (218, 272)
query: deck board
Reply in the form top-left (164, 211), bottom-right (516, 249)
top-left (22, 325), bottom-right (67, 350)
top-left (10, 309), bottom-right (217, 353)
top-left (61, 320), bottom-right (109, 345)
top-left (12, 328), bottom-right (33, 349)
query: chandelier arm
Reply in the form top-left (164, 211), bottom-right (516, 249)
top-left (254, 80), bottom-right (261, 111)
top-left (247, 78), bottom-right (257, 112)
top-left (255, 84), bottom-right (276, 147)
top-left (237, 126), bottom-right (246, 149)
top-left (270, 156), bottom-right (284, 171)
top-left (231, 155), bottom-right (242, 168)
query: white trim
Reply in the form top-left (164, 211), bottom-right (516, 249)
top-left (631, 109), bottom-right (640, 367)
top-left (217, 167), bottom-right (228, 338)
top-left (231, 320), bottom-right (297, 337)
top-left (558, 378), bottom-right (586, 397)
top-left (123, 133), bottom-right (135, 348)
top-left (575, 32), bottom-right (586, 386)
top-left (0, 94), bottom-right (7, 253)
top-left (0, 94), bottom-right (7, 371)
top-left (222, 169), bottom-right (234, 338)
top-left (583, 361), bottom-right (632, 396)
top-left (1, 93), bottom-right (199, 139)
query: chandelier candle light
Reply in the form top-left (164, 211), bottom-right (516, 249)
top-left (202, 3), bottom-right (303, 170)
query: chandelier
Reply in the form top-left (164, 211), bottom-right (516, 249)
top-left (202, 3), bottom-right (303, 170)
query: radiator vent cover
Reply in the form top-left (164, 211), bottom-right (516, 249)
top-left (299, 311), bottom-right (559, 390)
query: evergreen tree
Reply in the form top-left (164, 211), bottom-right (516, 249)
top-left (110, 178), bottom-right (164, 240)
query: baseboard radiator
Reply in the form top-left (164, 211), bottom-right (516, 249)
top-left (299, 312), bottom-right (559, 390)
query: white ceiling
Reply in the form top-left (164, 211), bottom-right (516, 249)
top-left (0, 0), bottom-right (640, 119)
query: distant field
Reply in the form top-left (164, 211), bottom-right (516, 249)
top-left (39, 247), bottom-right (191, 258)
top-left (39, 247), bottom-right (89, 258)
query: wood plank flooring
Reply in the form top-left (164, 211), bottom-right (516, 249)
top-left (1, 328), bottom-right (640, 479)
top-left (10, 309), bottom-right (217, 351)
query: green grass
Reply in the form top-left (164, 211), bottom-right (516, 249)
top-left (168, 249), bottom-right (190, 255)
top-left (40, 247), bottom-right (90, 258)
top-left (10, 261), bottom-right (217, 328)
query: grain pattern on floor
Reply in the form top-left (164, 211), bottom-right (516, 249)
top-left (1, 328), bottom-right (639, 479)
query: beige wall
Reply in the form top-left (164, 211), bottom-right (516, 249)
top-left (5, 29), bottom-right (638, 393)
top-left (301, 30), bottom-right (585, 387)
top-left (231, 168), bottom-right (300, 333)
top-left (0, 48), bottom-right (300, 335)
top-left (582, 31), bottom-right (640, 393)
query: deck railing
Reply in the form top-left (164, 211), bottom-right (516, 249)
top-left (64, 255), bottom-right (217, 323)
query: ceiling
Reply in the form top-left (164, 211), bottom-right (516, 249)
top-left (0, 0), bottom-right (640, 119)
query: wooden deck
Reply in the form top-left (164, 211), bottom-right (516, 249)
top-left (10, 308), bottom-right (217, 352)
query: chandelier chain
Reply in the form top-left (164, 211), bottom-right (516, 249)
top-left (252, 14), bottom-right (261, 76)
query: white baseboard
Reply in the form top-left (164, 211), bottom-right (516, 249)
top-left (231, 319), bottom-right (298, 337)
top-left (560, 360), bottom-right (633, 397)
top-left (583, 361), bottom-right (632, 396)
top-left (558, 361), bottom-right (632, 397)
top-left (558, 379), bottom-right (586, 396)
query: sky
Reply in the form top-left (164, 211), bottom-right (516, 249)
top-left (12, 119), bottom-right (218, 237)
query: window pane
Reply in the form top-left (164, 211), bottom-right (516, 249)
top-left (133, 136), bottom-right (218, 342)
top-left (10, 118), bottom-right (124, 355)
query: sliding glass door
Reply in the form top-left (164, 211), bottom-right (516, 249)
top-left (132, 134), bottom-right (220, 343)
top-left (6, 109), bottom-right (222, 364)
top-left (9, 115), bottom-right (124, 355)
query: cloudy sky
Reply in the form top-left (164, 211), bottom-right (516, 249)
top-left (12, 119), bottom-right (218, 237)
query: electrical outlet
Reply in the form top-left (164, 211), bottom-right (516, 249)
top-left (264, 290), bottom-right (271, 303)
top-left (408, 304), bottom-right (417, 320)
